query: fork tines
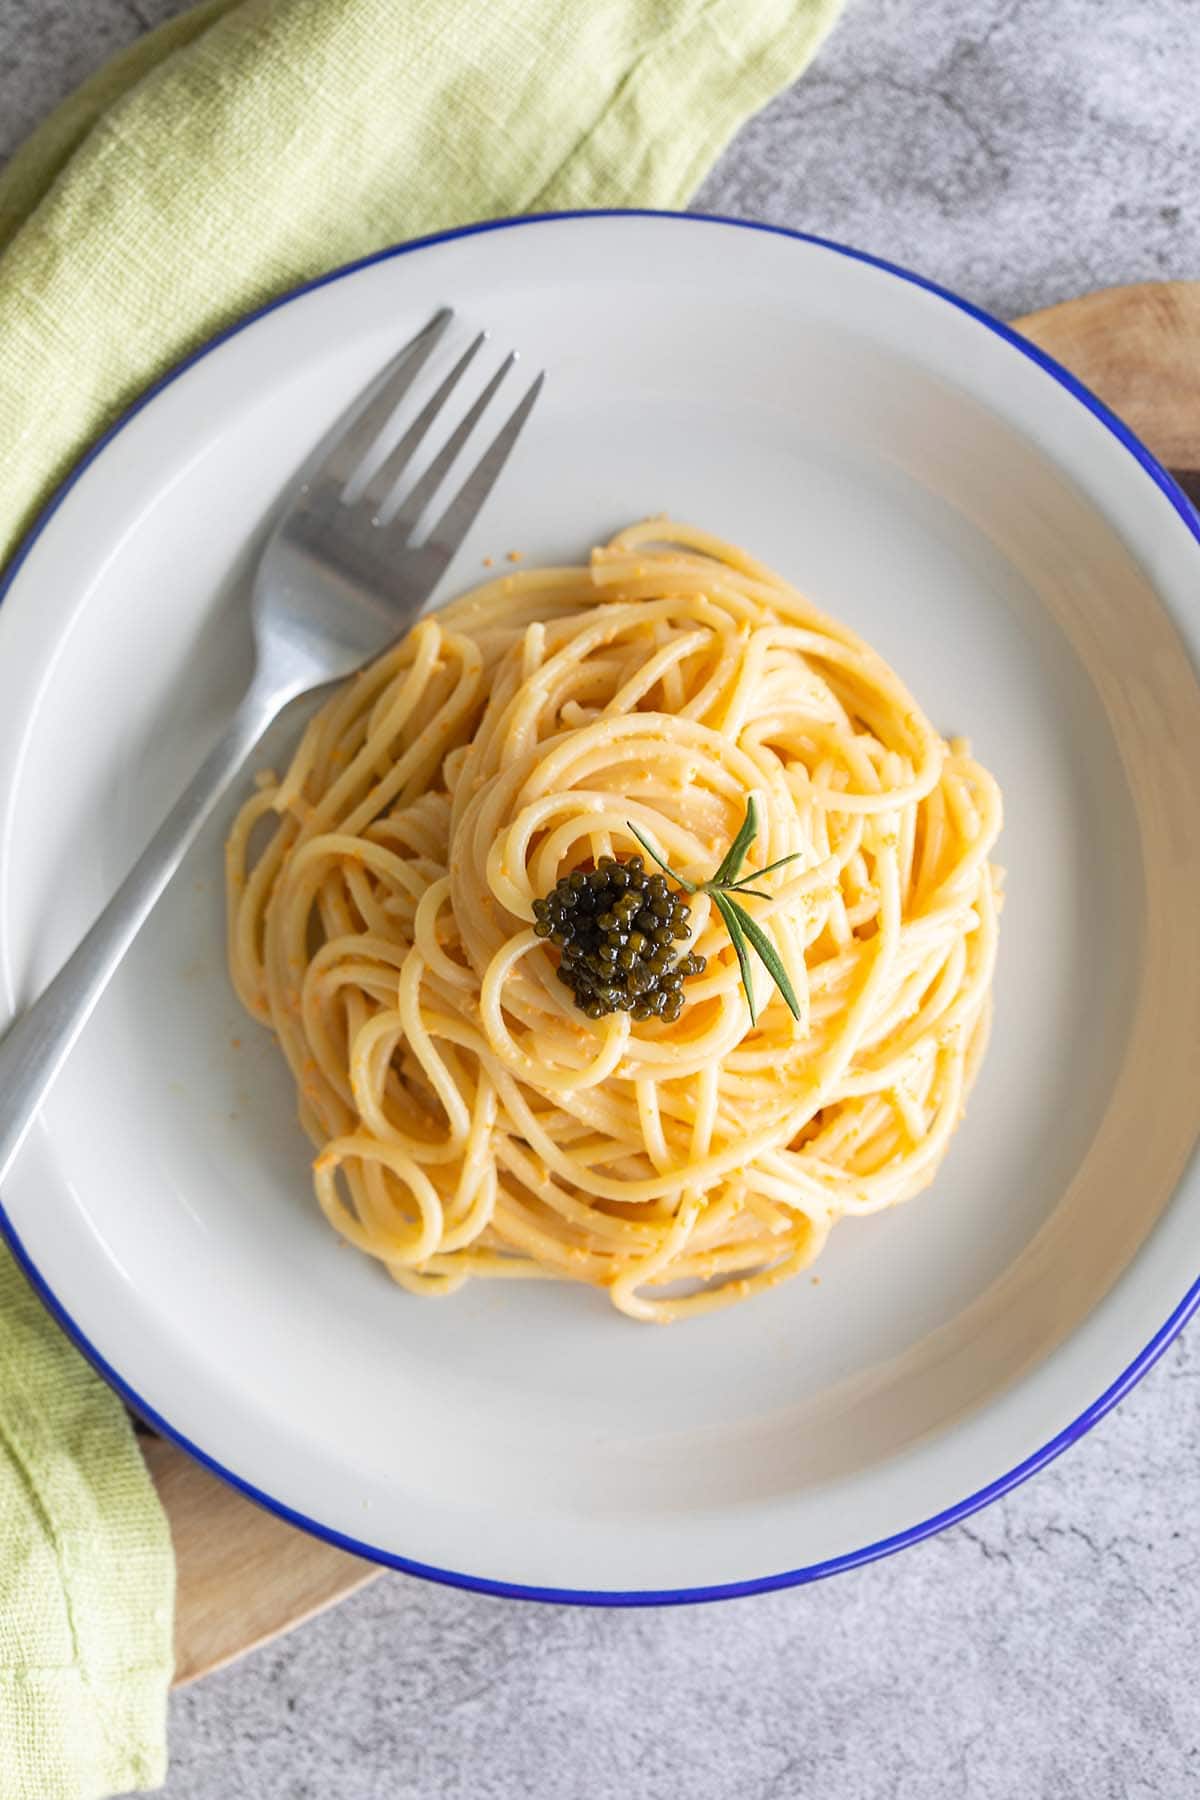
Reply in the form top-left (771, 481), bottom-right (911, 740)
top-left (346, 309), bottom-right (543, 558)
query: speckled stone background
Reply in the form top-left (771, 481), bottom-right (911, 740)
top-left (3, 2), bottom-right (1199, 1795)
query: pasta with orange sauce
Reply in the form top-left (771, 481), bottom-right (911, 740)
top-left (226, 520), bottom-right (1002, 1322)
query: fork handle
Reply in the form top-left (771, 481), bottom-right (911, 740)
top-left (0, 679), bottom-right (281, 1189)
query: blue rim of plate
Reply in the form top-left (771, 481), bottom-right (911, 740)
top-left (2, 209), bottom-right (1199, 1607)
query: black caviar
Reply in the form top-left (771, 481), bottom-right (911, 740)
top-left (532, 855), bottom-right (706, 1023)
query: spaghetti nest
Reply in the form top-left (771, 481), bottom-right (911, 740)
top-left (227, 520), bottom-right (1002, 1322)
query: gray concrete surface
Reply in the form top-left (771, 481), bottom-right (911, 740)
top-left (3, 0), bottom-right (1199, 1795)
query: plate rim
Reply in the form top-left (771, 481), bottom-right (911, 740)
top-left (2, 207), bottom-right (1198, 1607)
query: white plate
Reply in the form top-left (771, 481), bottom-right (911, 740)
top-left (2, 213), bottom-right (1200, 1602)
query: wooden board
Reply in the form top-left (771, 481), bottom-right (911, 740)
top-left (147, 279), bottom-right (1200, 1688)
top-left (1018, 280), bottom-right (1200, 474)
top-left (142, 1433), bottom-right (378, 1687)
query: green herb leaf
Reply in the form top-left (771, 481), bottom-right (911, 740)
top-left (711, 891), bottom-right (759, 1025)
top-left (709, 795), bottom-right (760, 888)
top-left (624, 822), bottom-right (696, 891)
top-left (721, 897), bottom-right (802, 1021)
top-left (625, 798), bottom-right (804, 1026)
top-left (726, 848), bottom-right (807, 888)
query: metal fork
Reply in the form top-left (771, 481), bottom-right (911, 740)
top-left (0, 307), bottom-right (542, 1183)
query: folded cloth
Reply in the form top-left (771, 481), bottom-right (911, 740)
top-left (0, 1260), bottom-right (173, 1799)
top-left (0, 0), bottom-right (842, 567)
top-left (0, 0), bottom-right (842, 1793)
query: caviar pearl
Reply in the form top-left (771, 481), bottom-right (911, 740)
top-left (536, 855), bottom-right (704, 1020)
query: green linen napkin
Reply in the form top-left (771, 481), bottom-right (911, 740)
top-left (0, 0), bottom-right (842, 568)
top-left (0, 1262), bottom-right (173, 1799)
top-left (0, 0), bottom-right (842, 1793)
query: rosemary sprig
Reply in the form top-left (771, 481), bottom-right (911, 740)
top-left (625, 796), bottom-right (804, 1025)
